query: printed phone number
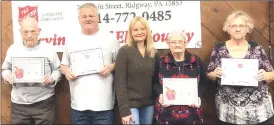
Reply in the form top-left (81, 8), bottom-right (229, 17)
top-left (99, 10), bottom-right (171, 23)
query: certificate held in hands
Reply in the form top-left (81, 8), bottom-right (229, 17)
top-left (221, 58), bottom-right (259, 86)
top-left (163, 78), bottom-right (198, 105)
top-left (70, 48), bottom-right (104, 76)
top-left (12, 57), bottom-right (45, 83)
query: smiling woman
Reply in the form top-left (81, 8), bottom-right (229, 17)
top-left (114, 16), bottom-right (157, 125)
top-left (207, 10), bottom-right (274, 125)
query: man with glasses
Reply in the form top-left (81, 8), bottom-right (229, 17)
top-left (1, 17), bottom-right (61, 124)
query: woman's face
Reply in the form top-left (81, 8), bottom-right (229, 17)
top-left (131, 21), bottom-right (147, 43)
top-left (168, 34), bottom-right (187, 53)
top-left (228, 17), bottom-right (248, 40)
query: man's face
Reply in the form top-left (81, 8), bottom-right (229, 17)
top-left (78, 7), bottom-right (99, 30)
top-left (20, 20), bottom-right (41, 48)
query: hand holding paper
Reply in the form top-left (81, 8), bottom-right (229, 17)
top-left (159, 94), bottom-right (170, 107)
top-left (213, 67), bottom-right (223, 78)
top-left (65, 69), bottom-right (77, 81)
top-left (43, 75), bottom-right (54, 85)
top-left (189, 97), bottom-right (201, 108)
top-left (4, 74), bottom-right (13, 84)
top-left (99, 64), bottom-right (114, 77)
top-left (257, 69), bottom-right (273, 83)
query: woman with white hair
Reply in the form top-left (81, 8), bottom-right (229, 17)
top-left (153, 30), bottom-right (207, 125)
top-left (207, 10), bottom-right (274, 125)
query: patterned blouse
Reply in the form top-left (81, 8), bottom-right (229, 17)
top-left (153, 51), bottom-right (207, 125)
top-left (207, 41), bottom-right (274, 124)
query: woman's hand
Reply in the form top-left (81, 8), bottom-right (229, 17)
top-left (208, 67), bottom-right (223, 80)
top-left (189, 97), bottom-right (201, 108)
top-left (257, 69), bottom-right (274, 83)
top-left (121, 115), bottom-right (134, 125)
top-left (159, 94), bottom-right (170, 107)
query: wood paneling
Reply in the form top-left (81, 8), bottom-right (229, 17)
top-left (1, 1), bottom-right (273, 124)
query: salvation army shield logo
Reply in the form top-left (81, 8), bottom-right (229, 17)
top-left (18, 6), bottom-right (38, 24)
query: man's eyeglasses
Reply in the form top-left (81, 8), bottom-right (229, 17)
top-left (21, 30), bottom-right (38, 36)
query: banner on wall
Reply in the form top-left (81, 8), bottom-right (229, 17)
top-left (11, 1), bottom-right (202, 52)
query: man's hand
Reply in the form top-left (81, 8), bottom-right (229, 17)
top-left (43, 75), bottom-right (54, 85)
top-left (3, 74), bottom-right (13, 84)
top-left (65, 71), bottom-right (77, 81)
top-left (99, 64), bottom-right (114, 77)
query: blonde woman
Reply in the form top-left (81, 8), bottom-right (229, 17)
top-left (114, 16), bottom-right (157, 125)
top-left (207, 10), bottom-right (274, 125)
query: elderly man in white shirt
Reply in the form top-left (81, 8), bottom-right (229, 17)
top-left (1, 17), bottom-right (61, 124)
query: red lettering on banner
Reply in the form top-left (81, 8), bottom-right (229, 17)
top-left (153, 32), bottom-right (169, 42)
top-left (117, 31), bottom-right (128, 43)
top-left (186, 32), bottom-right (194, 42)
top-left (39, 34), bottom-right (66, 46)
top-left (110, 30), bottom-right (194, 43)
top-left (110, 30), bottom-right (128, 43)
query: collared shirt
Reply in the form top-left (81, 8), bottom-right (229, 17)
top-left (207, 41), bottom-right (274, 124)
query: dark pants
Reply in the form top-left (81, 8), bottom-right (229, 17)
top-left (11, 95), bottom-right (56, 124)
top-left (72, 109), bottom-right (113, 124)
top-left (217, 116), bottom-right (274, 125)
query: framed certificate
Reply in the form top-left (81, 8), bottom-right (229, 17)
top-left (221, 58), bottom-right (259, 86)
top-left (163, 78), bottom-right (198, 105)
top-left (11, 57), bottom-right (45, 83)
top-left (70, 48), bottom-right (104, 76)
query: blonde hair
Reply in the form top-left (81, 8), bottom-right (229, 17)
top-left (78, 3), bottom-right (98, 15)
top-left (126, 16), bottom-right (156, 57)
top-left (223, 10), bottom-right (254, 33)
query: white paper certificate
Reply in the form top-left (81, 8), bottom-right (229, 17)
top-left (221, 58), bottom-right (259, 86)
top-left (12, 57), bottom-right (45, 83)
top-left (70, 48), bottom-right (104, 76)
top-left (163, 78), bottom-right (198, 105)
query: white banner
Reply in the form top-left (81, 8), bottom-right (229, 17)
top-left (11, 1), bottom-right (202, 52)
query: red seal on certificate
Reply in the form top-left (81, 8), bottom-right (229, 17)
top-left (238, 64), bottom-right (243, 68)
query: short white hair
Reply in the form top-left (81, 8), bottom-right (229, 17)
top-left (167, 30), bottom-right (186, 42)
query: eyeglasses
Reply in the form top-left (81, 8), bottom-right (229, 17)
top-left (21, 30), bottom-right (38, 36)
top-left (229, 24), bottom-right (247, 29)
top-left (169, 40), bottom-right (186, 45)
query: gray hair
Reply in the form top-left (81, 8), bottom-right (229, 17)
top-left (223, 10), bottom-right (254, 33)
top-left (78, 3), bottom-right (99, 15)
top-left (167, 30), bottom-right (186, 42)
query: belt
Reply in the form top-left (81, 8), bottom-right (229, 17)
top-left (13, 83), bottom-right (45, 87)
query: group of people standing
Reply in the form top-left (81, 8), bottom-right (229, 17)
top-left (2, 2), bottom-right (274, 125)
